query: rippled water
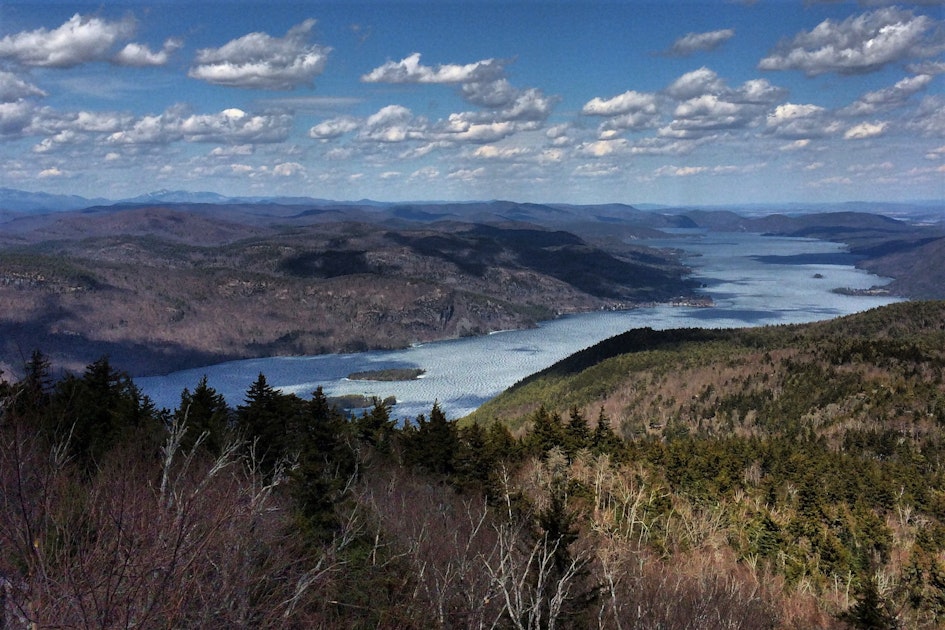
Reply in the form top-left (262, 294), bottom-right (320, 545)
top-left (136, 231), bottom-right (900, 419)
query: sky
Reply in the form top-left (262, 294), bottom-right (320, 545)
top-left (0, 1), bottom-right (942, 206)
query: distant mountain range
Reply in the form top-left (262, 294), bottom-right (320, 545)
top-left (1, 187), bottom-right (943, 222)
top-left (0, 187), bottom-right (387, 213)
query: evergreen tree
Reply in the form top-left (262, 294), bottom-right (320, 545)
top-left (356, 397), bottom-right (396, 452)
top-left (839, 576), bottom-right (899, 629)
top-left (175, 375), bottom-right (231, 455)
top-left (529, 406), bottom-right (565, 456)
top-left (236, 373), bottom-right (303, 472)
top-left (592, 407), bottom-right (622, 456)
top-left (407, 402), bottom-right (457, 475)
top-left (49, 356), bottom-right (158, 467)
top-left (1, 349), bottom-right (53, 425)
top-left (564, 406), bottom-right (591, 457)
top-left (292, 387), bottom-right (356, 542)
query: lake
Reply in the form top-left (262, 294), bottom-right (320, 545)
top-left (136, 231), bottom-right (901, 419)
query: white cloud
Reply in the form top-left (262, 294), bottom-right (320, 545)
top-left (780, 139), bottom-right (811, 151)
top-left (472, 145), bottom-right (529, 159)
top-left (660, 94), bottom-right (751, 138)
top-left (766, 102), bottom-right (841, 139)
top-left (578, 138), bottom-right (627, 157)
top-left (655, 165), bottom-right (708, 177)
top-left (361, 52), bottom-right (503, 84)
top-left (0, 14), bottom-right (135, 68)
top-left (842, 74), bottom-right (933, 116)
top-left (731, 79), bottom-right (788, 105)
top-left (665, 67), bottom-right (726, 100)
top-left (210, 144), bottom-right (254, 157)
top-left (0, 71), bottom-right (46, 102)
top-left (361, 52), bottom-right (553, 133)
top-left (573, 163), bottom-right (620, 178)
top-left (447, 167), bottom-right (487, 181)
top-left (114, 37), bottom-right (183, 67)
top-left (0, 100), bottom-right (35, 136)
top-left (668, 29), bottom-right (735, 56)
top-left (38, 166), bottom-right (66, 178)
top-left (357, 105), bottom-right (427, 143)
top-left (409, 166), bottom-right (439, 180)
top-left (189, 19), bottom-right (330, 89)
top-left (107, 106), bottom-right (292, 145)
top-left (309, 116), bottom-right (359, 139)
top-left (179, 108), bottom-right (292, 143)
top-left (583, 90), bottom-right (659, 116)
top-left (273, 161), bottom-right (304, 176)
top-left (844, 121), bottom-right (888, 139)
top-left (759, 7), bottom-right (942, 75)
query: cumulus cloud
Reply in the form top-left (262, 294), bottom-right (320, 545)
top-left (842, 74), bottom-right (933, 116)
top-left (273, 161), bottom-right (304, 176)
top-left (759, 7), bottom-right (943, 75)
top-left (107, 106), bottom-right (292, 145)
top-left (582, 90), bottom-right (659, 117)
top-left (662, 94), bottom-right (752, 137)
top-left (667, 29), bottom-right (735, 56)
top-left (844, 121), bottom-right (889, 139)
top-left (210, 144), bottom-right (253, 157)
top-left (358, 104), bottom-right (427, 143)
top-left (308, 116), bottom-right (359, 139)
top-left (114, 37), bottom-right (183, 67)
top-left (665, 67), bottom-right (726, 100)
top-left (0, 14), bottom-right (135, 68)
top-left (189, 19), bottom-right (330, 89)
top-left (473, 145), bottom-right (529, 159)
top-left (0, 101), bottom-right (36, 136)
top-left (661, 77), bottom-right (786, 139)
top-left (38, 166), bottom-right (66, 178)
top-left (361, 52), bottom-right (504, 84)
top-left (0, 71), bottom-right (46, 102)
top-left (766, 102), bottom-right (841, 139)
top-left (361, 52), bottom-right (554, 132)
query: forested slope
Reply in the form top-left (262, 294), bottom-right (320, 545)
top-left (2, 301), bottom-right (945, 628)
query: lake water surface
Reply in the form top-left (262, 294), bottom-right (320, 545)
top-left (136, 231), bottom-right (901, 419)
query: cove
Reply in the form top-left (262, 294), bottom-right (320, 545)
top-left (135, 231), bottom-right (901, 420)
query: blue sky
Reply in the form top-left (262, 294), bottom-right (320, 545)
top-left (0, 1), bottom-right (942, 205)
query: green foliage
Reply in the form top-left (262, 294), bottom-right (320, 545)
top-left (175, 375), bottom-right (230, 455)
top-left (838, 577), bottom-right (900, 630)
top-left (292, 387), bottom-right (357, 542)
top-left (236, 372), bottom-right (306, 472)
top-left (403, 401), bottom-right (457, 475)
top-left (46, 356), bottom-right (163, 468)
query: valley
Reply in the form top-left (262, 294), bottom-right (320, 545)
top-left (0, 196), bottom-right (941, 381)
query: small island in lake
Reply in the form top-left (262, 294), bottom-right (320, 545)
top-left (347, 368), bottom-right (426, 381)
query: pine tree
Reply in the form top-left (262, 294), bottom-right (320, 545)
top-left (293, 387), bottom-right (356, 542)
top-left (356, 397), bottom-right (395, 451)
top-left (236, 373), bottom-right (303, 472)
top-left (49, 356), bottom-right (158, 467)
top-left (565, 406), bottom-right (591, 458)
top-left (175, 375), bottom-right (230, 455)
top-left (408, 401), bottom-right (457, 475)
top-left (530, 405), bottom-right (565, 456)
top-left (592, 407), bottom-right (622, 456)
top-left (839, 576), bottom-right (899, 629)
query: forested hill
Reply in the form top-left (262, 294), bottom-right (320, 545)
top-left (3, 300), bottom-right (945, 627)
top-left (469, 299), bottom-right (945, 430)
